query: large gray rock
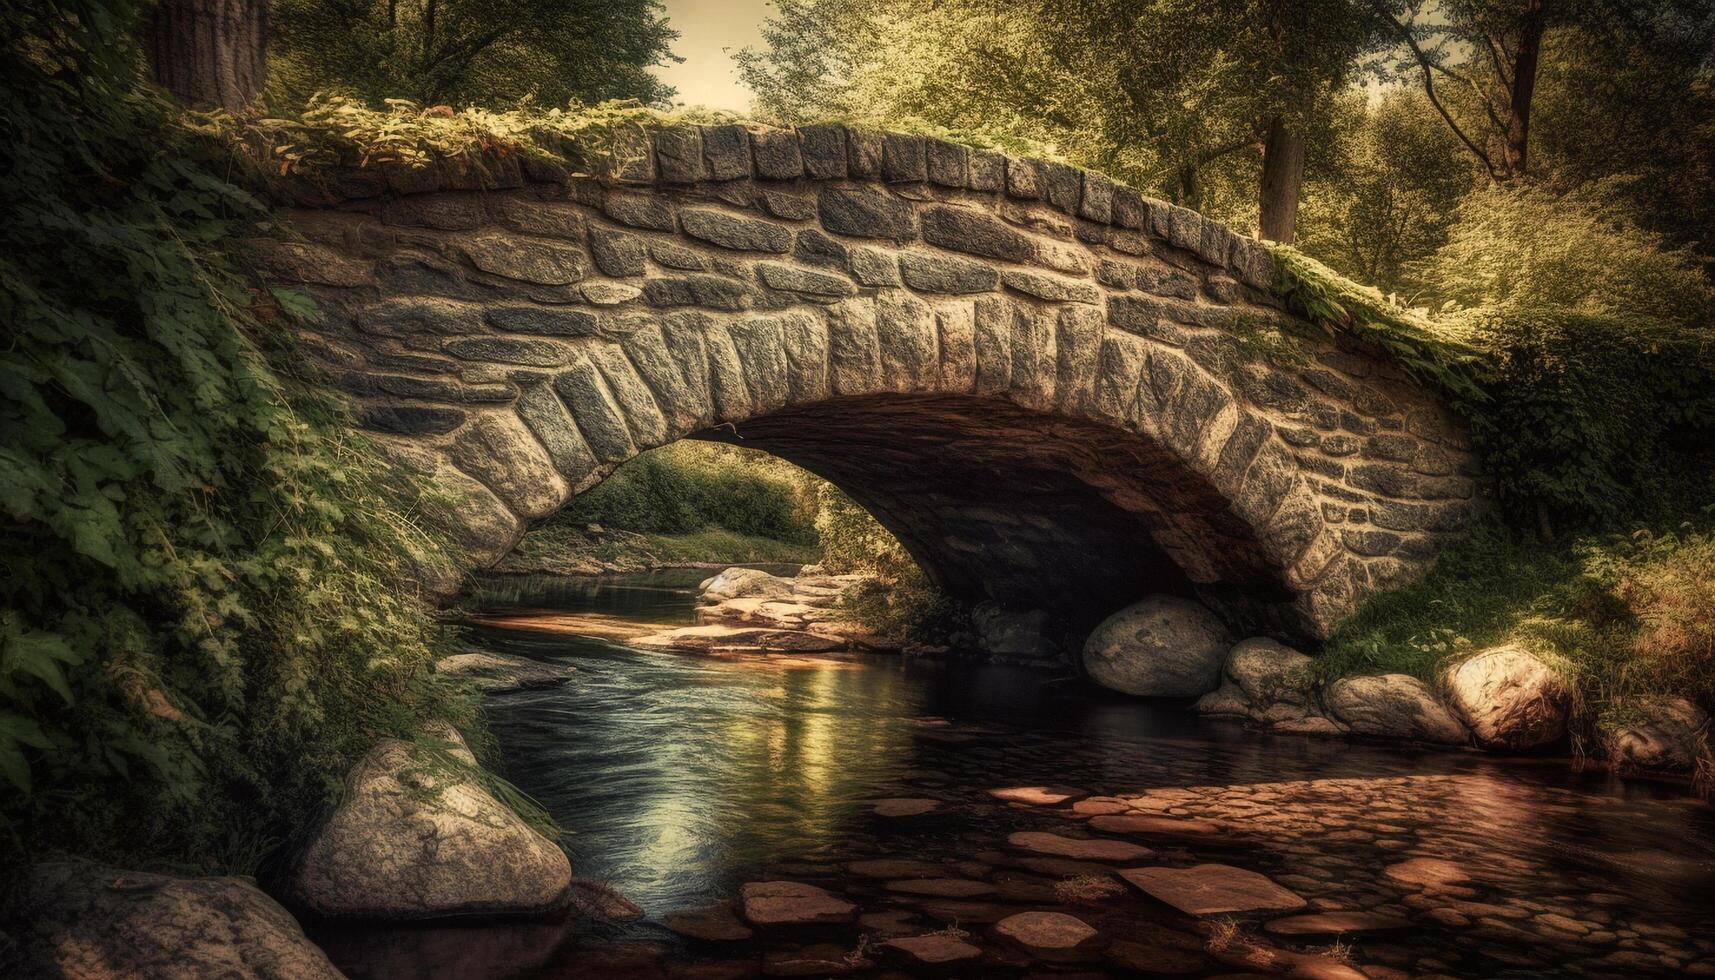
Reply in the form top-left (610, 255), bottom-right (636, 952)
top-left (1447, 645), bottom-right (1572, 750)
top-left (1324, 674), bottom-right (1468, 744)
top-left (2, 861), bottom-right (343, 980)
top-left (971, 601), bottom-right (1060, 659)
top-left (286, 728), bottom-right (571, 919)
top-left (1606, 697), bottom-right (1710, 772)
top-left (698, 567), bottom-right (795, 603)
top-left (1225, 637), bottom-right (1315, 706)
top-left (1081, 595), bottom-right (1231, 697)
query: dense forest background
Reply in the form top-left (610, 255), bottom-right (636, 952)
top-left (2, 0), bottom-right (1713, 875)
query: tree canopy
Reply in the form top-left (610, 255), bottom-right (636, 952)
top-left (270, 0), bottom-right (680, 107)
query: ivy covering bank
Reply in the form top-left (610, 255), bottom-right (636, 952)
top-left (0, 3), bottom-right (485, 872)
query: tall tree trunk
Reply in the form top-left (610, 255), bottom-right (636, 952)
top-left (1501, 0), bottom-right (1547, 178)
top-left (152, 0), bottom-right (267, 112)
top-left (1257, 114), bottom-right (1306, 243)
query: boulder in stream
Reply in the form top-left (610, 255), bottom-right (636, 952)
top-left (1081, 595), bottom-right (1231, 698)
top-left (1323, 674), bottom-right (1468, 744)
top-left (285, 727), bottom-right (572, 919)
top-left (1, 861), bottom-right (342, 980)
top-left (1605, 697), bottom-right (1710, 772)
top-left (1446, 645), bottom-right (1571, 750)
top-left (436, 650), bottom-right (575, 694)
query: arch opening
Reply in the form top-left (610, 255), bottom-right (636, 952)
top-left (686, 392), bottom-right (1298, 641)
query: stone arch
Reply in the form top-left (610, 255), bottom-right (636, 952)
top-left (252, 123), bottom-right (1480, 639)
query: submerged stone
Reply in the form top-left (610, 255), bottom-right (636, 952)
top-left (738, 881), bottom-right (856, 926)
top-left (1117, 864), bottom-right (1307, 916)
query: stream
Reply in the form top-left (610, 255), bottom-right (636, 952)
top-left (311, 569), bottom-right (1715, 979)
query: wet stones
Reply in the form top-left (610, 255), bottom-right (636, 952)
top-left (880, 933), bottom-right (984, 965)
top-left (988, 785), bottom-right (1088, 806)
top-left (435, 651), bottom-right (575, 694)
top-left (1082, 595), bottom-right (1232, 698)
top-left (1006, 831), bottom-right (1155, 862)
top-left (1118, 864), bottom-right (1307, 916)
top-left (738, 881), bottom-right (857, 926)
top-left (1447, 646), bottom-right (1572, 750)
top-left (872, 798), bottom-right (942, 818)
top-left (1382, 857), bottom-right (1470, 890)
top-left (885, 878), bottom-right (994, 898)
top-left (1324, 674), bottom-right (1469, 745)
top-left (664, 903), bottom-right (754, 942)
top-left (989, 911), bottom-right (1102, 961)
top-left (1606, 697), bottom-right (1711, 771)
top-left (1264, 911), bottom-right (1413, 936)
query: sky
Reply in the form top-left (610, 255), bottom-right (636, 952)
top-left (651, 0), bottom-right (773, 113)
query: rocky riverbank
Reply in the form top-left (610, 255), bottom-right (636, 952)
top-left (1080, 593), bottom-right (1713, 777)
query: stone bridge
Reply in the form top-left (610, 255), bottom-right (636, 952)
top-left (254, 123), bottom-right (1481, 640)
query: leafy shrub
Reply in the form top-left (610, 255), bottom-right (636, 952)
top-left (813, 485), bottom-right (962, 642)
top-left (1452, 308), bottom-right (1715, 533)
top-left (1, 1), bottom-right (468, 872)
top-left (1416, 183), bottom-right (1715, 324)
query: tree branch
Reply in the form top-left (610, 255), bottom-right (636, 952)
top-left (1367, 0), bottom-right (1498, 178)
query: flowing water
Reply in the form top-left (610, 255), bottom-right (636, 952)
top-left (312, 570), bottom-right (1715, 979)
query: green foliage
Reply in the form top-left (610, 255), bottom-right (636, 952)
top-left (813, 485), bottom-right (960, 642)
top-left (736, 0), bottom-right (1386, 223)
top-left (210, 94), bottom-right (739, 183)
top-left (1298, 88), bottom-right (1477, 294)
top-left (1453, 307), bottom-right (1715, 531)
top-left (269, 0), bottom-right (678, 109)
top-left (553, 442), bottom-right (819, 545)
top-left (1321, 515), bottom-right (1715, 729)
top-left (1270, 246), bottom-right (1488, 401)
top-left (1418, 183), bottom-right (1715, 323)
top-left (1, 1), bottom-right (469, 871)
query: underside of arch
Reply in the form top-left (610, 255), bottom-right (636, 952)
top-left (696, 393), bottom-right (1294, 636)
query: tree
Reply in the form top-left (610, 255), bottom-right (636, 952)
top-left (1297, 88), bottom-right (1477, 293)
top-left (1371, 0), bottom-right (1715, 185)
top-left (270, 0), bottom-right (679, 108)
top-left (738, 0), bottom-right (1387, 243)
top-left (151, 0), bottom-right (269, 111)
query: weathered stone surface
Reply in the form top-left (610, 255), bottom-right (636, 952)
top-left (1447, 645), bottom-right (1572, 750)
top-left (287, 730), bottom-right (572, 919)
top-left (1225, 637), bottom-right (1315, 706)
top-left (757, 261), bottom-right (857, 297)
top-left (881, 933), bottom-right (983, 965)
top-left (818, 187), bottom-right (914, 241)
top-left (264, 131), bottom-right (1482, 639)
top-left (3, 861), bottom-right (344, 980)
top-left (989, 911), bottom-right (1101, 961)
top-left (1606, 697), bottom-right (1711, 771)
top-left (701, 567), bottom-right (796, 601)
top-left (885, 878), bottom-right (993, 897)
top-left (739, 881), bottom-right (856, 926)
top-left (1118, 864), bottom-right (1307, 916)
top-left (444, 411), bottom-right (568, 520)
top-left (970, 601), bottom-right (1060, 659)
top-left (681, 209), bottom-right (792, 252)
top-left (437, 651), bottom-right (575, 693)
top-left (920, 205), bottom-right (1038, 262)
top-left (1324, 674), bottom-right (1467, 744)
top-left (1082, 595), bottom-right (1232, 698)
top-left (1006, 831), bottom-right (1154, 862)
top-left (461, 235), bottom-right (585, 285)
top-left (899, 251), bottom-right (999, 293)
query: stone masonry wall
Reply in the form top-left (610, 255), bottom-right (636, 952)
top-left (251, 123), bottom-right (1483, 638)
